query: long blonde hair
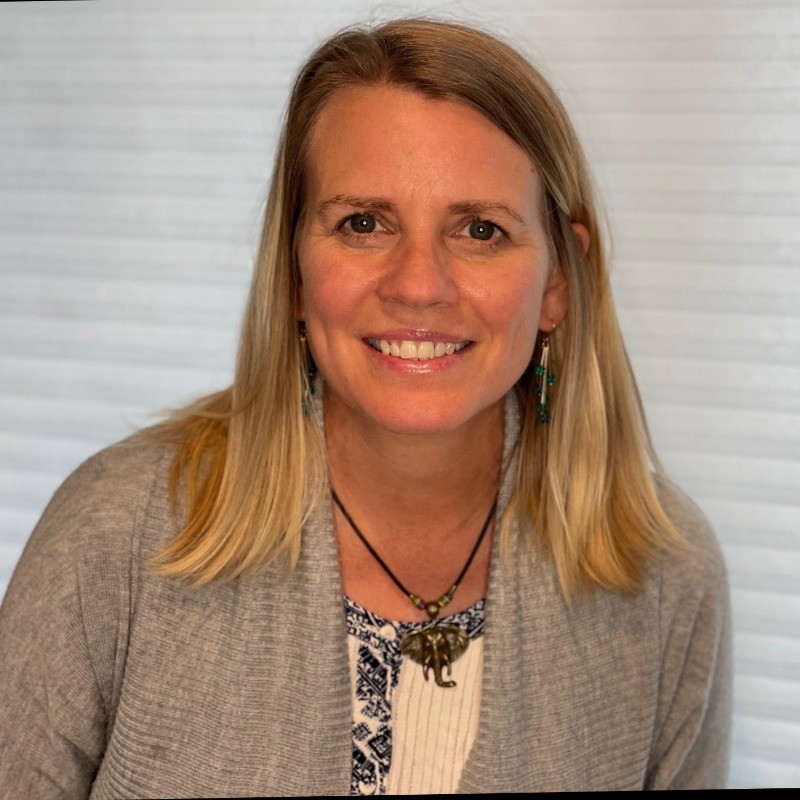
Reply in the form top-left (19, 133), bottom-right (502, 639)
top-left (150, 18), bottom-right (680, 596)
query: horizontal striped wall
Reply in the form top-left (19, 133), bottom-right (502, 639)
top-left (1, 0), bottom-right (798, 788)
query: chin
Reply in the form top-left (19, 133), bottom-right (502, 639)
top-left (355, 394), bottom-right (498, 437)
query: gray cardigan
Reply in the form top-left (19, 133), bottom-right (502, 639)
top-left (0, 399), bottom-right (731, 797)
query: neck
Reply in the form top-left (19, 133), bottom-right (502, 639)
top-left (323, 386), bottom-right (504, 543)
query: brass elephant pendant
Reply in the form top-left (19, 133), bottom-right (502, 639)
top-left (400, 625), bottom-right (469, 688)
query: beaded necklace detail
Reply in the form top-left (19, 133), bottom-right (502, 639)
top-left (332, 488), bottom-right (497, 687)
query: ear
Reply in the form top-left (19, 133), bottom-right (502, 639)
top-left (538, 222), bottom-right (590, 332)
top-left (571, 221), bottom-right (590, 255)
top-left (538, 261), bottom-right (569, 332)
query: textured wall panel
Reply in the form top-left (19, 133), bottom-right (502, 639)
top-left (1, 0), bottom-right (797, 788)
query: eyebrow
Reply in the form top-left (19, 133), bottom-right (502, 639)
top-left (449, 201), bottom-right (526, 227)
top-left (315, 195), bottom-right (526, 227)
top-left (315, 195), bottom-right (393, 216)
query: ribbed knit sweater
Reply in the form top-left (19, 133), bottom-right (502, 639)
top-left (0, 397), bottom-right (731, 796)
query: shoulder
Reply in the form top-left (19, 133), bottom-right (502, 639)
top-left (645, 483), bottom-right (732, 788)
top-left (23, 429), bottom-right (175, 567)
top-left (650, 477), bottom-right (730, 665)
top-left (46, 428), bottom-right (173, 521)
top-left (657, 477), bottom-right (719, 553)
top-left (654, 477), bottom-right (728, 611)
top-left (1, 427), bottom-right (178, 702)
top-left (3, 428), bottom-right (177, 629)
top-left (0, 430), bottom-right (176, 792)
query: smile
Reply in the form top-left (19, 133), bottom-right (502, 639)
top-left (365, 338), bottom-right (471, 361)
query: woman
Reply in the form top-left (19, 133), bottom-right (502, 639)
top-left (0, 19), bottom-right (731, 796)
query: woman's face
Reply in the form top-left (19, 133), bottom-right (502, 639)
top-left (297, 84), bottom-right (568, 436)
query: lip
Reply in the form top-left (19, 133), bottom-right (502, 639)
top-left (364, 329), bottom-right (472, 343)
top-left (363, 344), bottom-right (471, 372)
top-left (361, 334), bottom-right (474, 371)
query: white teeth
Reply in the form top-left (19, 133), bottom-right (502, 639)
top-left (399, 341), bottom-right (417, 359)
top-left (417, 342), bottom-right (435, 360)
top-left (373, 338), bottom-right (469, 361)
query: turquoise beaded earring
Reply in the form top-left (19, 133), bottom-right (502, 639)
top-left (534, 329), bottom-right (556, 424)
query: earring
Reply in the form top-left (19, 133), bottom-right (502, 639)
top-left (298, 322), bottom-right (317, 409)
top-left (534, 329), bottom-right (556, 424)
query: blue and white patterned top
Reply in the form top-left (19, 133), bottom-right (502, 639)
top-left (344, 596), bottom-right (486, 796)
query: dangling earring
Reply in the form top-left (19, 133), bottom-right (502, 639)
top-left (534, 327), bottom-right (556, 424)
top-left (298, 321), bottom-right (316, 410)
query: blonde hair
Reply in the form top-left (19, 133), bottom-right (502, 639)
top-left (151, 19), bottom-right (680, 596)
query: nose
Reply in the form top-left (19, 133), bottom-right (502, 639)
top-left (376, 235), bottom-right (458, 310)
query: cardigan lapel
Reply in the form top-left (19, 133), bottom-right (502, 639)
top-left (457, 394), bottom-right (659, 791)
top-left (290, 490), bottom-right (354, 796)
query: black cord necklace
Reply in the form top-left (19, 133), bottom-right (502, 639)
top-left (331, 487), bottom-right (498, 688)
top-left (331, 488), bottom-right (497, 619)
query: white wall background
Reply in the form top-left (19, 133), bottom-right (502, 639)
top-left (1, 0), bottom-right (798, 789)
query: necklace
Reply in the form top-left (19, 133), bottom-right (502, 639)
top-left (331, 487), bottom-right (497, 687)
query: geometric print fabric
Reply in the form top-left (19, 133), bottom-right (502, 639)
top-left (345, 596), bottom-right (486, 795)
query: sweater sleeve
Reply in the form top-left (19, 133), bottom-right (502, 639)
top-left (645, 484), bottom-right (733, 790)
top-left (0, 437), bottom-right (166, 799)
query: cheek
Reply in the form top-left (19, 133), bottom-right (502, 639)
top-left (298, 247), bottom-right (371, 339)
top-left (491, 272), bottom-right (547, 382)
top-left (487, 269), bottom-right (546, 342)
top-left (298, 240), bottom-right (338, 326)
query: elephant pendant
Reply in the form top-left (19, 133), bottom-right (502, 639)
top-left (400, 625), bottom-right (470, 688)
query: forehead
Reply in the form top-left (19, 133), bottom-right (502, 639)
top-left (305, 84), bottom-right (542, 216)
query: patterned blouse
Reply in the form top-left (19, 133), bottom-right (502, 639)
top-left (345, 596), bottom-right (486, 795)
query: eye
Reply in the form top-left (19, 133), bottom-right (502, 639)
top-left (463, 219), bottom-right (502, 242)
top-left (343, 213), bottom-right (379, 234)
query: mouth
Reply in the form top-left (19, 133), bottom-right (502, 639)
top-left (364, 337), bottom-right (472, 361)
